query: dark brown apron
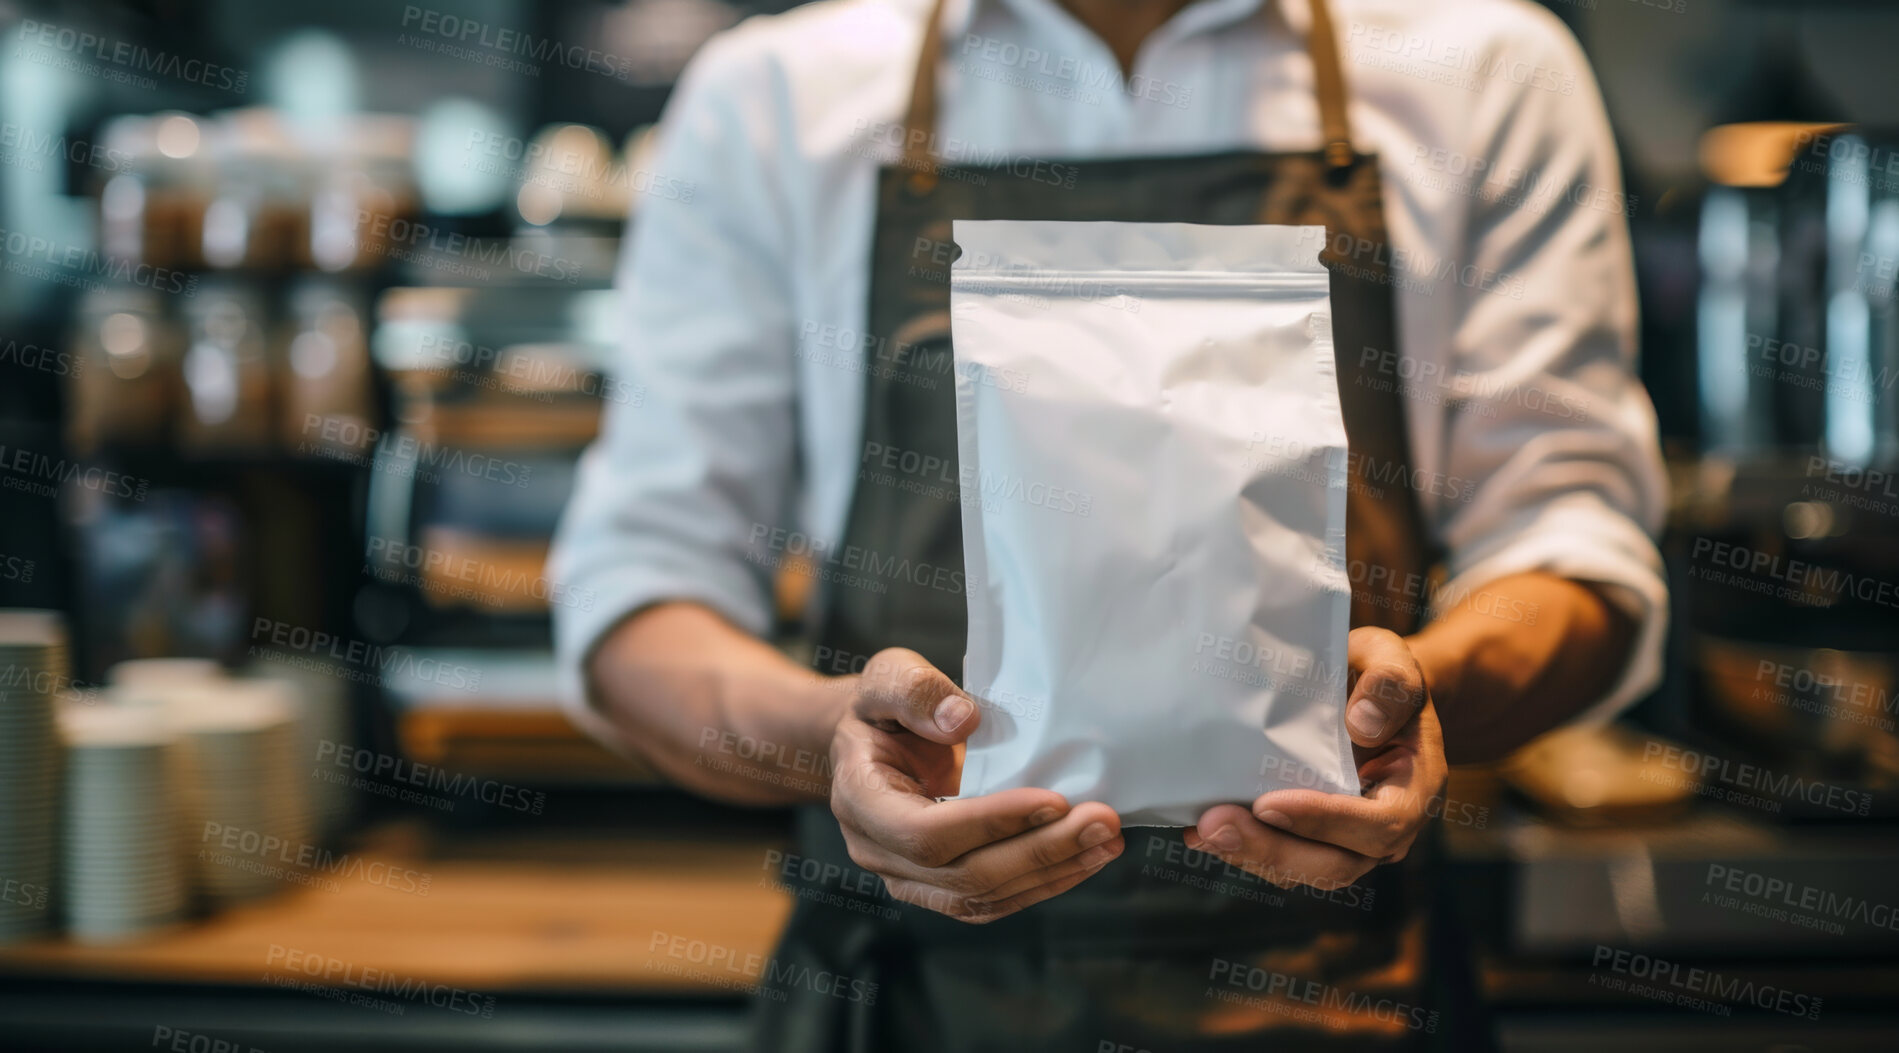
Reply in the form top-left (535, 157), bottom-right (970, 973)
top-left (754, 1), bottom-right (1448, 1049)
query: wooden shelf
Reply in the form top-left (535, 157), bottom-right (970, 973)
top-left (399, 707), bottom-right (662, 786)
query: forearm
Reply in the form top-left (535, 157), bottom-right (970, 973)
top-left (584, 601), bottom-right (845, 806)
top-left (1406, 572), bottom-right (1636, 765)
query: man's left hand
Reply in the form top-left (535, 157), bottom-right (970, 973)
top-left (1185, 627), bottom-right (1448, 890)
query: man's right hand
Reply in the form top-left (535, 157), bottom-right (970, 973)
top-left (829, 647), bottom-right (1123, 924)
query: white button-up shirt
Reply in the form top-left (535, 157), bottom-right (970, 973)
top-left (549, 0), bottom-right (1671, 739)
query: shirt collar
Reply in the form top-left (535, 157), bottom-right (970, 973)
top-left (943, 0), bottom-right (1277, 46)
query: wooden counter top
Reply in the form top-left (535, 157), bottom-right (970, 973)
top-left (0, 822), bottom-right (794, 998)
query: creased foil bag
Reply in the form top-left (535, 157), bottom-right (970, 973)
top-left (949, 221), bottom-right (1358, 827)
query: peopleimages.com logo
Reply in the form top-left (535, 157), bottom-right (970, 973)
top-left (0, 444), bottom-right (150, 502)
top-left (249, 618), bottom-right (483, 693)
top-left (0, 227), bottom-right (196, 296)
top-left (397, 6), bottom-right (636, 82)
top-left (12, 20), bottom-right (249, 94)
top-left (315, 740), bottom-right (545, 815)
top-left (150, 1026), bottom-right (266, 1053)
top-left (645, 930), bottom-right (879, 1005)
top-left (1591, 945), bottom-right (1822, 1020)
top-left (264, 945), bottom-right (494, 1017)
top-left (1208, 957), bottom-right (1439, 1032)
top-left (1640, 740), bottom-right (1873, 816)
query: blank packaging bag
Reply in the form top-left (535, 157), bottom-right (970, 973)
top-left (950, 220), bottom-right (1358, 827)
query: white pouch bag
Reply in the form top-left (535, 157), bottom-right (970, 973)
top-left (950, 220), bottom-right (1358, 827)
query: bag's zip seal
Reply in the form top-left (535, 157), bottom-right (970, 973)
top-left (953, 270), bottom-right (1329, 294)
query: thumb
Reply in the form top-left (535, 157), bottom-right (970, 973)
top-left (1344, 627), bottom-right (1426, 749)
top-left (854, 647), bottom-right (978, 745)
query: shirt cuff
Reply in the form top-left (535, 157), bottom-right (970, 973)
top-left (1431, 499), bottom-right (1669, 726)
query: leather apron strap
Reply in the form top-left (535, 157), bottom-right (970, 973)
top-left (903, 0), bottom-right (1360, 181)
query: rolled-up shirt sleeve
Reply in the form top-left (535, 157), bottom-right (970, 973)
top-left (1427, 19), bottom-right (1669, 725)
top-left (547, 31), bottom-right (796, 736)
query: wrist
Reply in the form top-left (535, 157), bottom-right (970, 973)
top-left (798, 669), bottom-right (857, 753)
top-left (1404, 626), bottom-right (1464, 715)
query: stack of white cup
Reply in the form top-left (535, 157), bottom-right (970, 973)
top-left (0, 610), bottom-right (66, 944)
top-left (57, 704), bottom-right (187, 942)
top-left (108, 660), bottom-right (316, 906)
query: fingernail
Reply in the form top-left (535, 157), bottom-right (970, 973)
top-left (1347, 700), bottom-right (1387, 739)
top-left (1081, 841), bottom-right (1121, 868)
top-left (1255, 809), bottom-right (1291, 829)
top-left (1080, 823), bottom-right (1112, 848)
top-left (1028, 807), bottom-right (1060, 826)
top-left (1209, 825), bottom-right (1241, 852)
top-left (934, 696), bottom-right (975, 733)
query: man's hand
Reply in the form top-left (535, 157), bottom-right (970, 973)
top-left (1184, 627), bottom-right (1448, 890)
top-left (830, 648), bottom-right (1123, 923)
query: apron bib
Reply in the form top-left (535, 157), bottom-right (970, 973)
top-left (756, 1), bottom-right (1449, 1048)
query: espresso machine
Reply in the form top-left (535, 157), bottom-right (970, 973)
top-left (1684, 125), bottom-right (1899, 807)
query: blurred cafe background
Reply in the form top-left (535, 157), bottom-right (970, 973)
top-left (0, 0), bottom-right (1896, 1049)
